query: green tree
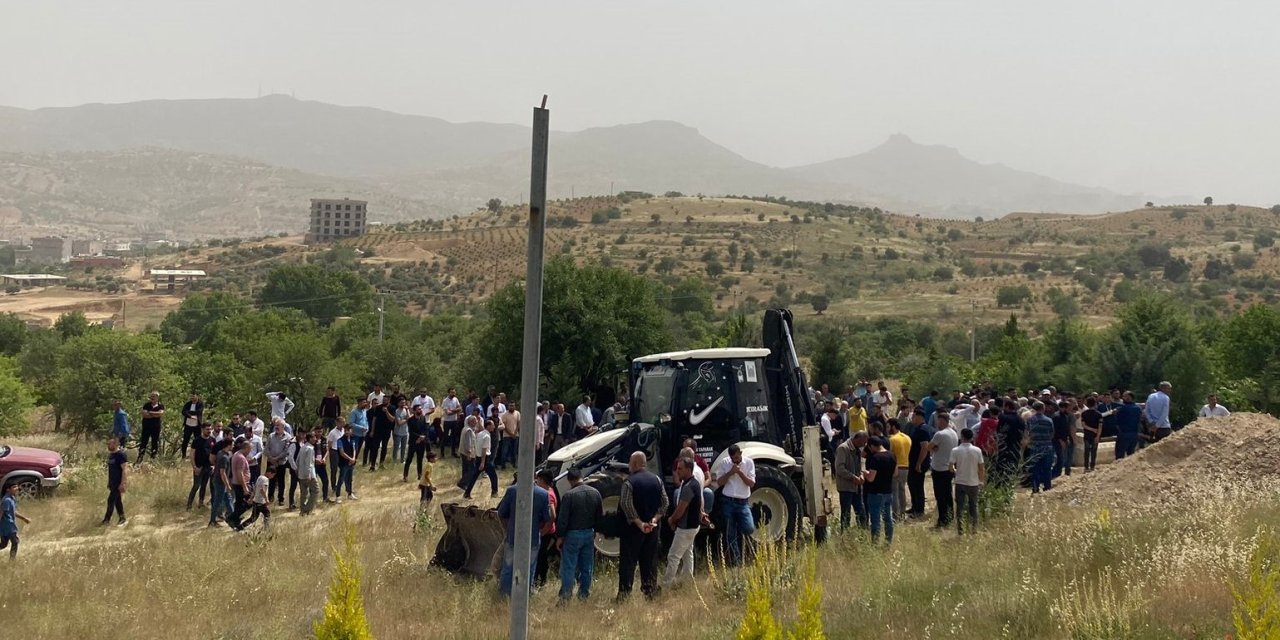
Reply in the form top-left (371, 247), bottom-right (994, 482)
top-left (314, 512), bottom-right (374, 640)
top-left (810, 295), bottom-right (829, 315)
top-left (53, 331), bottom-right (183, 438)
top-left (485, 197), bottom-right (503, 214)
top-left (160, 291), bottom-right (250, 344)
top-left (804, 322), bottom-right (850, 390)
top-left (0, 313), bottom-right (28, 356)
top-left (1094, 295), bottom-right (1210, 424)
top-left (1204, 196), bottom-right (1214, 206)
top-left (256, 264), bottom-right (374, 325)
top-left (1217, 304), bottom-right (1280, 413)
top-left (0, 356), bottom-right (34, 435)
top-left (996, 285), bottom-right (1032, 307)
top-left (54, 311), bottom-right (91, 341)
top-left (470, 257), bottom-right (671, 397)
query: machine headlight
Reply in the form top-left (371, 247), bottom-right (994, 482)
top-left (48, 464), bottom-right (61, 477)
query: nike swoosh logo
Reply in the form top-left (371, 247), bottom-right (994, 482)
top-left (688, 397), bottom-right (724, 426)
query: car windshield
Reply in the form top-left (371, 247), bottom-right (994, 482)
top-left (633, 365), bottom-right (677, 424)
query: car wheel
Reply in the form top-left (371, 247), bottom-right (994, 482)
top-left (8, 478), bottom-right (40, 501)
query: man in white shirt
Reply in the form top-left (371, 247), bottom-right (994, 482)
top-left (575, 395), bottom-right (596, 440)
top-left (292, 431), bottom-right (318, 515)
top-left (326, 420), bottom-right (345, 497)
top-left (367, 383), bottom-right (385, 407)
top-left (457, 411), bottom-right (480, 490)
top-left (871, 383), bottom-right (894, 414)
top-left (441, 388), bottom-right (463, 455)
top-left (244, 411), bottom-right (266, 438)
top-left (1199, 394), bottom-right (1231, 418)
top-left (463, 421), bottom-right (497, 499)
top-left (925, 412), bottom-right (959, 529)
top-left (265, 392), bottom-right (295, 421)
top-left (711, 444), bottom-right (756, 566)
top-left (949, 400), bottom-right (980, 432)
top-left (534, 403), bottom-right (548, 464)
top-left (411, 389), bottom-right (437, 418)
top-left (949, 428), bottom-right (986, 535)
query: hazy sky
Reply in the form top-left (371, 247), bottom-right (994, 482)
top-left (3, 1), bottom-right (1279, 204)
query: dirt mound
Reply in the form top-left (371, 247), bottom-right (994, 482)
top-left (1055, 412), bottom-right (1280, 505)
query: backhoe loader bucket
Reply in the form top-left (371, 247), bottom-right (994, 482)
top-left (431, 502), bottom-right (505, 577)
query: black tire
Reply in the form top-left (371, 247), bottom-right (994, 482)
top-left (750, 464), bottom-right (801, 543)
top-left (586, 472), bottom-right (626, 558)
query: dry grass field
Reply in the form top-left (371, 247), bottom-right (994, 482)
top-left (3, 414), bottom-right (1277, 639)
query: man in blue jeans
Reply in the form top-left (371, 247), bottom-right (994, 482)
top-left (556, 467), bottom-right (603, 601)
top-left (711, 444), bottom-right (756, 566)
top-left (496, 474), bottom-right (552, 597)
top-left (861, 436), bottom-right (897, 544)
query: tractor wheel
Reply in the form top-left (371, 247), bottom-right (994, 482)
top-left (587, 473), bottom-right (625, 558)
top-left (750, 464), bottom-right (801, 543)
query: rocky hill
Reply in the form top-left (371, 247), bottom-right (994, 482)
top-left (1, 96), bottom-right (1149, 220)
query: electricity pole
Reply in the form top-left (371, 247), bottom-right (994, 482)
top-left (970, 299), bottom-right (977, 362)
top-left (378, 294), bottom-right (385, 341)
top-left (510, 96), bottom-right (549, 640)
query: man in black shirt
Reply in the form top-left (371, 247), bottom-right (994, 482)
top-left (137, 392), bottom-right (165, 464)
top-left (862, 436), bottom-right (897, 544)
top-left (102, 437), bottom-right (128, 526)
top-left (402, 406), bottom-right (430, 482)
top-left (556, 467), bottom-right (603, 601)
top-left (1080, 398), bottom-right (1102, 472)
top-left (180, 393), bottom-right (204, 460)
top-left (906, 409), bottom-right (934, 518)
top-left (186, 423), bottom-right (214, 510)
top-left (616, 452), bottom-right (667, 601)
top-left (995, 401), bottom-right (1027, 483)
top-left (1050, 401), bottom-right (1074, 478)
top-left (318, 387), bottom-right (342, 429)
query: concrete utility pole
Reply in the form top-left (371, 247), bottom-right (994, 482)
top-left (510, 96), bottom-right (549, 640)
top-left (378, 294), bottom-right (385, 341)
top-left (970, 299), bottom-right (977, 362)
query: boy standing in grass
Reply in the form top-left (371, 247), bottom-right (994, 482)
top-left (102, 437), bottom-right (128, 527)
top-left (1, 482), bottom-right (31, 560)
top-left (418, 451), bottom-right (437, 505)
top-left (237, 466), bottom-right (273, 533)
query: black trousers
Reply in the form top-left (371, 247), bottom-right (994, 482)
top-left (907, 468), bottom-right (928, 516)
top-left (287, 466), bottom-right (300, 507)
top-left (617, 526), bottom-right (660, 598)
top-left (535, 531), bottom-right (558, 586)
top-left (315, 465), bottom-right (329, 501)
top-left (104, 486), bottom-right (125, 522)
top-left (180, 425), bottom-right (200, 458)
top-left (931, 469), bottom-right (954, 527)
top-left (403, 441), bottom-right (428, 480)
top-left (230, 485), bottom-right (251, 529)
top-left (186, 466), bottom-right (211, 508)
top-left (268, 462), bottom-right (286, 503)
top-left (136, 425), bottom-right (162, 462)
top-left (445, 421), bottom-right (461, 455)
top-left (366, 430), bottom-right (392, 468)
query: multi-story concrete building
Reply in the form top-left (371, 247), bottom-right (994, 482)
top-left (306, 198), bottom-right (367, 243)
top-left (71, 239), bottom-right (103, 256)
top-left (28, 236), bottom-right (70, 264)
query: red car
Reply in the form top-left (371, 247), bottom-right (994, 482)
top-left (0, 444), bottom-right (64, 499)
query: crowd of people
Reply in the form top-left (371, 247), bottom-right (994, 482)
top-left (809, 379), bottom-right (1231, 540)
top-left (85, 384), bottom-right (629, 538)
top-left (2, 374), bottom-right (1232, 613)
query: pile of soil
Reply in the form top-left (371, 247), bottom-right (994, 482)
top-left (1054, 412), bottom-right (1280, 505)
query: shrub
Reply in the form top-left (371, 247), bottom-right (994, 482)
top-left (1231, 529), bottom-right (1280, 640)
top-left (314, 511), bottom-right (374, 640)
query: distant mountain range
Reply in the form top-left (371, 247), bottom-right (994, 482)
top-left (0, 96), bottom-right (1147, 236)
